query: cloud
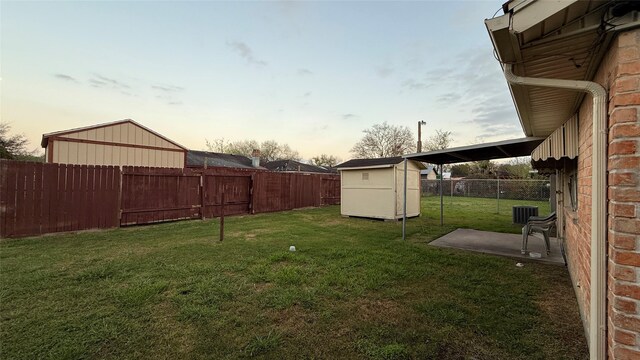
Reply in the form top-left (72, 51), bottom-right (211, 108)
top-left (375, 65), bottom-right (394, 78)
top-left (421, 47), bottom-right (521, 141)
top-left (297, 68), bottom-right (313, 76)
top-left (401, 78), bottom-right (429, 91)
top-left (464, 95), bottom-right (521, 141)
top-left (152, 84), bottom-right (184, 92)
top-left (303, 91), bottom-right (312, 97)
top-left (227, 41), bottom-right (267, 66)
top-left (89, 74), bottom-right (130, 90)
top-left (54, 73), bottom-right (78, 82)
top-left (151, 82), bottom-right (185, 105)
top-left (437, 92), bottom-right (461, 104)
top-left (342, 113), bottom-right (357, 120)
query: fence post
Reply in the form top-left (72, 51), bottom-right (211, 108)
top-left (496, 176), bottom-right (500, 214)
top-left (450, 179), bottom-right (453, 204)
top-left (250, 174), bottom-right (255, 214)
top-left (200, 172), bottom-right (205, 220)
top-left (117, 166), bottom-right (123, 227)
top-left (220, 192), bottom-right (224, 241)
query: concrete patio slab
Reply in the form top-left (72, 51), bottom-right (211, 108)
top-left (430, 228), bottom-right (565, 265)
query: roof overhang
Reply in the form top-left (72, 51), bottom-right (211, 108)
top-left (403, 137), bottom-right (544, 165)
top-left (485, 0), bottom-right (640, 137)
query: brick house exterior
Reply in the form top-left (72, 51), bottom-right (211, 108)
top-left (486, 1), bottom-right (639, 358)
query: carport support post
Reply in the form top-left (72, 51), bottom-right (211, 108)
top-left (402, 159), bottom-right (407, 240)
top-left (439, 164), bottom-right (443, 226)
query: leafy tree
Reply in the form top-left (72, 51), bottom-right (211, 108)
top-left (424, 129), bottom-right (453, 152)
top-left (0, 123), bottom-right (41, 161)
top-left (451, 163), bottom-right (472, 178)
top-left (351, 122), bottom-right (415, 158)
top-left (497, 157), bottom-right (544, 179)
top-left (310, 154), bottom-right (341, 167)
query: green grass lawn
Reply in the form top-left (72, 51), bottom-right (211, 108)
top-left (1, 197), bottom-right (585, 359)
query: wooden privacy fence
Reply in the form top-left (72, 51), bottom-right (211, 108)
top-left (0, 160), bottom-right (340, 238)
top-left (0, 161), bottom-right (120, 238)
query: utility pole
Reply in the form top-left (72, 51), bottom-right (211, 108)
top-left (417, 120), bottom-right (426, 152)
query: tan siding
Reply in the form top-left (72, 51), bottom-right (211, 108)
top-left (340, 161), bottom-right (422, 220)
top-left (104, 144), bottom-right (113, 165)
top-left (55, 141), bottom-right (68, 163)
top-left (87, 129), bottom-right (97, 141)
top-left (67, 142), bottom-right (78, 164)
top-left (142, 130), bottom-right (150, 146)
top-left (135, 148), bottom-right (143, 165)
top-left (77, 143), bottom-right (87, 164)
top-left (45, 121), bottom-right (185, 167)
top-left (104, 126), bottom-right (113, 142)
top-left (64, 132), bottom-right (78, 139)
top-left (135, 125), bottom-right (143, 145)
top-left (95, 144), bottom-right (104, 165)
top-left (126, 123), bottom-right (136, 145)
top-left (112, 125), bottom-right (121, 143)
top-left (395, 162), bottom-right (421, 217)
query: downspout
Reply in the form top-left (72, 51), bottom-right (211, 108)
top-left (503, 64), bottom-right (607, 360)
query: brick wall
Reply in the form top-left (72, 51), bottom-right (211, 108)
top-left (607, 29), bottom-right (640, 359)
top-left (562, 28), bottom-right (640, 358)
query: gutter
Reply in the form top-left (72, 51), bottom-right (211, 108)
top-left (503, 64), bottom-right (607, 360)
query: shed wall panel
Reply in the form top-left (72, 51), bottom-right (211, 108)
top-left (395, 165), bottom-right (421, 217)
top-left (49, 140), bottom-right (184, 168)
top-left (340, 161), bottom-right (422, 220)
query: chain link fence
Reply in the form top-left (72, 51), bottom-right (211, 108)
top-left (422, 179), bottom-right (551, 214)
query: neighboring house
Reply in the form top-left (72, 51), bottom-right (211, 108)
top-left (186, 150), bottom-right (264, 169)
top-left (41, 119), bottom-right (187, 168)
top-left (486, 1), bottom-right (639, 358)
top-left (336, 157), bottom-right (425, 220)
top-left (420, 165), bottom-right (438, 180)
top-left (263, 159), bottom-right (334, 174)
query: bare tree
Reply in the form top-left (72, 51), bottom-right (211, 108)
top-left (205, 138), bottom-right (228, 153)
top-left (424, 129), bottom-right (453, 151)
top-left (204, 138), bottom-right (301, 163)
top-left (310, 154), bottom-right (341, 167)
top-left (226, 140), bottom-right (260, 157)
top-left (260, 140), bottom-right (301, 162)
top-left (351, 122), bottom-right (415, 158)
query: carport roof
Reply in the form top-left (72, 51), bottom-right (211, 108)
top-left (403, 137), bottom-right (544, 165)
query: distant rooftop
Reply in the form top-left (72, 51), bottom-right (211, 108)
top-left (263, 159), bottom-right (335, 174)
top-left (187, 150), bottom-right (257, 169)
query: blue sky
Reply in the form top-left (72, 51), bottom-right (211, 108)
top-left (1, 0), bottom-right (520, 160)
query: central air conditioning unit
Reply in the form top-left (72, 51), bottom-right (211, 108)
top-left (512, 206), bottom-right (539, 224)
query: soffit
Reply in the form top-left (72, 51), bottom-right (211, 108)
top-left (486, 0), bottom-right (637, 137)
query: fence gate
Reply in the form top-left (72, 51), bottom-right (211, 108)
top-left (321, 177), bottom-right (340, 205)
top-left (120, 167), bottom-right (201, 226)
top-left (201, 174), bottom-right (252, 218)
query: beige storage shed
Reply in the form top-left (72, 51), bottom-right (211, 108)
top-left (41, 119), bottom-right (187, 168)
top-left (337, 157), bottom-right (425, 220)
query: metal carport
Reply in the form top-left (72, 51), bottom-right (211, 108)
top-left (399, 137), bottom-right (544, 240)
